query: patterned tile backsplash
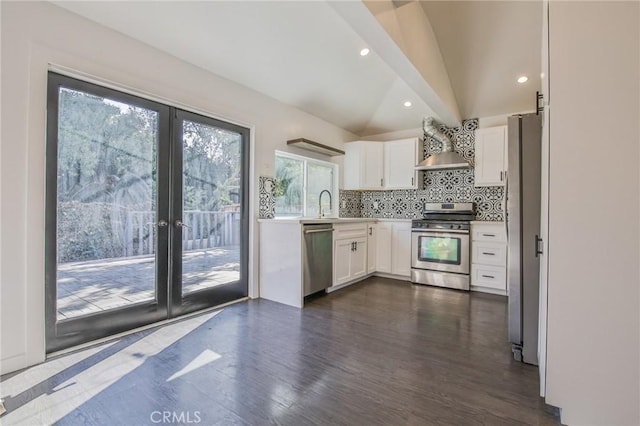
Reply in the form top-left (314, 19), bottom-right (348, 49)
top-left (258, 176), bottom-right (276, 219)
top-left (260, 118), bottom-right (504, 221)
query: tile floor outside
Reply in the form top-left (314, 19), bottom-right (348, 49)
top-left (57, 246), bottom-right (240, 318)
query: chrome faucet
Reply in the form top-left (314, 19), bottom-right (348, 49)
top-left (318, 189), bottom-right (332, 218)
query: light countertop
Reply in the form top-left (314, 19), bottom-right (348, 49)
top-left (258, 217), bottom-right (411, 224)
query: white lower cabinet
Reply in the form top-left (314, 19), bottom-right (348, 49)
top-left (366, 223), bottom-right (377, 274)
top-left (351, 237), bottom-right (368, 278)
top-left (331, 220), bottom-right (411, 290)
top-left (376, 222), bottom-right (392, 273)
top-left (471, 264), bottom-right (506, 290)
top-left (334, 239), bottom-right (354, 284)
top-left (376, 221), bottom-right (411, 278)
top-left (333, 223), bottom-right (368, 287)
top-left (471, 222), bottom-right (507, 294)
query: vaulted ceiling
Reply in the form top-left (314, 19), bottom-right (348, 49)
top-left (52, 1), bottom-right (542, 136)
top-left (420, 1), bottom-right (542, 119)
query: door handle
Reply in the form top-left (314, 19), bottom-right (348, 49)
top-left (175, 220), bottom-right (190, 228)
top-left (535, 235), bottom-right (544, 257)
top-left (304, 228), bottom-right (333, 235)
top-left (157, 220), bottom-right (168, 228)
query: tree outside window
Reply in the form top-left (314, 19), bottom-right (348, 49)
top-left (274, 151), bottom-right (337, 218)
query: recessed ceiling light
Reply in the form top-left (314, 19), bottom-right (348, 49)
top-left (517, 76), bottom-right (529, 84)
top-left (403, 101), bottom-right (412, 108)
top-left (360, 48), bottom-right (370, 56)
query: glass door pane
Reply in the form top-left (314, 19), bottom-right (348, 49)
top-left (55, 88), bottom-right (159, 318)
top-left (181, 119), bottom-right (241, 294)
top-left (172, 111), bottom-right (248, 315)
top-left (46, 73), bottom-right (170, 352)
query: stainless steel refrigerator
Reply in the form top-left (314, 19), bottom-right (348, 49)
top-left (507, 113), bottom-right (542, 365)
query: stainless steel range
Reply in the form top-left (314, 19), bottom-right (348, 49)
top-left (411, 202), bottom-right (475, 291)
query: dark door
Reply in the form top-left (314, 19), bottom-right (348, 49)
top-left (45, 73), bottom-right (249, 352)
top-left (169, 110), bottom-right (249, 317)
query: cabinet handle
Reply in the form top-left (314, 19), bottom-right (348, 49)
top-left (368, 227), bottom-right (372, 236)
top-left (482, 233), bottom-right (496, 237)
top-left (481, 252), bottom-right (496, 256)
top-left (380, 178), bottom-right (383, 187)
top-left (500, 171), bottom-right (503, 181)
top-left (481, 274), bottom-right (495, 279)
top-left (411, 177), bottom-right (414, 186)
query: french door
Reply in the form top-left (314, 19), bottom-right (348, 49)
top-left (45, 73), bottom-right (249, 352)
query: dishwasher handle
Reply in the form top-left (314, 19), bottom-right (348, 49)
top-left (303, 228), bottom-right (333, 235)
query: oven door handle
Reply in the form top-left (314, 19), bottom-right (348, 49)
top-left (411, 229), bottom-right (469, 235)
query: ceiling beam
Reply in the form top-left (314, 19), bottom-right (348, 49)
top-left (330, 0), bottom-right (461, 127)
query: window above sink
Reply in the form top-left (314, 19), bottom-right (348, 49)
top-left (274, 151), bottom-right (338, 218)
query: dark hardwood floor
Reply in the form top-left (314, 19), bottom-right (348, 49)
top-left (1, 277), bottom-right (560, 425)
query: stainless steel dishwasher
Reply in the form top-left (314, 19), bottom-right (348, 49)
top-left (302, 223), bottom-right (334, 296)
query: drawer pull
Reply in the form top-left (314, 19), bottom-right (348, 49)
top-left (482, 233), bottom-right (496, 237)
top-left (481, 274), bottom-right (495, 279)
top-left (481, 252), bottom-right (496, 256)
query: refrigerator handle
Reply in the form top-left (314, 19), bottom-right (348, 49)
top-left (535, 235), bottom-right (544, 257)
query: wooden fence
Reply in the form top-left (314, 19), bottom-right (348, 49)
top-left (123, 210), bottom-right (240, 256)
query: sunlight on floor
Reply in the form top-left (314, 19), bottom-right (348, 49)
top-left (166, 349), bottom-right (222, 382)
top-left (0, 310), bottom-right (222, 425)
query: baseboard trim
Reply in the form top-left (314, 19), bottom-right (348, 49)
top-left (372, 272), bottom-right (411, 281)
top-left (470, 285), bottom-right (507, 296)
top-left (0, 353), bottom-right (26, 376)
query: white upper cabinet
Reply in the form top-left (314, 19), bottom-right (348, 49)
top-left (384, 138), bottom-right (419, 189)
top-left (474, 126), bottom-right (507, 187)
top-left (344, 141), bottom-right (384, 190)
top-left (344, 138), bottom-right (418, 190)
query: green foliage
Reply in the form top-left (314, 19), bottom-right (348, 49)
top-left (58, 201), bottom-right (124, 262)
top-left (274, 155), bottom-right (303, 214)
top-left (56, 88), bottom-right (241, 262)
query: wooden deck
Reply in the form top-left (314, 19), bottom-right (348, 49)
top-left (57, 246), bottom-right (240, 318)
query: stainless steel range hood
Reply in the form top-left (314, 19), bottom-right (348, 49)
top-left (415, 117), bottom-right (470, 170)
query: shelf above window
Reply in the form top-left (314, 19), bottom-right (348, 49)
top-left (286, 138), bottom-right (345, 157)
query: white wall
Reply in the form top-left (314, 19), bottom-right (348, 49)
top-left (0, 1), bottom-right (355, 374)
top-left (545, 2), bottom-right (640, 424)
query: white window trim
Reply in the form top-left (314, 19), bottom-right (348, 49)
top-left (274, 150), bottom-right (339, 218)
